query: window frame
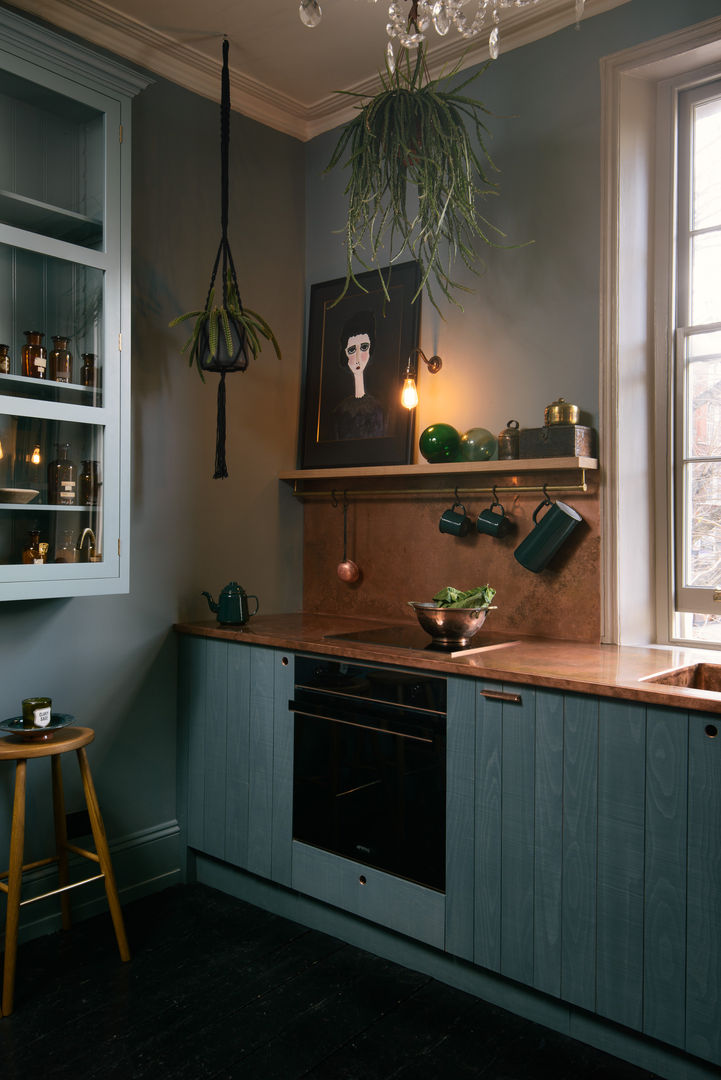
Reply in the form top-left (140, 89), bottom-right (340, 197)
top-left (600, 14), bottom-right (721, 648)
top-left (673, 81), bottom-right (721, 622)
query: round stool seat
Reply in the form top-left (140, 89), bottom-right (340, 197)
top-left (0, 727), bottom-right (94, 760)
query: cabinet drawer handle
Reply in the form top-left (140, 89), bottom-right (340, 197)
top-left (479, 689), bottom-right (522, 704)
top-left (706, 724), bottom-right (718, 739)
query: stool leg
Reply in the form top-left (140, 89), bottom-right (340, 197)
top-left (51, 756), bottom-right (71, 931)
top-left (3, 759), bottom-right (27, 1016)
top-left (76, 748), bottom-right (130, 963)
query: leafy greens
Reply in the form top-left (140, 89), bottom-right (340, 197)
top-left (432, 585), bottom-right (496, 610)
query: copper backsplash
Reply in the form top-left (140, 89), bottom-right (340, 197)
top-left (301, 472), bottom-right (600, 643)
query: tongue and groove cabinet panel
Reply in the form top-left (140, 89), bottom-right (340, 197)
top-left (473, 682), bottom-right (503, 972)
top-left (180, 635), bottom-right (282, 882)
top-left (560, 691), bottom-right (598, 1013)
top-left (498, 684), bottom-right (536, 987)
top-left (643, 707), bottom-right (688, 1050)
top-left (532, 688), bottom-right (564, 998)
top-left (595, 699), bottom-right (646, 1030)
top-left (686, 712), bottom-right (721, 1063)
top-left (464, 680), bottom-right (720, 1066)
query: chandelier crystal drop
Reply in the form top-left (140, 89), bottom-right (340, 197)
top-left (300, 0), bottom-right (586, 64)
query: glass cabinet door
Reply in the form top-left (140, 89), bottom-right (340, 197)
top-left (0, 8), bottom-right (141, 600)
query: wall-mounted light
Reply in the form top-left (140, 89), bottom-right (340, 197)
top-left (401, 346), bottom-right (442, 410)
top-left (30, 444), bottom-right (41, 465)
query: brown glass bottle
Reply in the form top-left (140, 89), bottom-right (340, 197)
top-left (22, 330), bottom-right (47, 379)
top-left (22, 529), bottom-right (44, 564)
top-left (78, 459), bottom-right (100, 505)
top-left (47, 443), bottom-right (76, 505)
top-left (50, 335), bottom-right (72, 382)
top-left (0, 344), bottom-right (10, 374)
top-left (80, 352), bottom-right (96, 387)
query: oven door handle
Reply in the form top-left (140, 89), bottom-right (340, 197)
top-left (288, 701), bottom-right (433, 744)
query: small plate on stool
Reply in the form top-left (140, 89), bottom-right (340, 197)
top-left (0, 714), bottom-right (76, 742)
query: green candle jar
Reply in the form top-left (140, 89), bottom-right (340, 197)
top-left (22, 696), bottom-right (52, 729)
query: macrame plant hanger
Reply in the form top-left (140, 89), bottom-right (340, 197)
top-left (200, 36), bottom-right (248, 478)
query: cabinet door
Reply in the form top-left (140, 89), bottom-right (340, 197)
top-left (181, 636), bottom-right (286, 882)
top-left (0, 9), bottom-right (146, 599)
top-left (686, 713), bottom-right (721, 1063)
top-left (471, 681), bottom-right (565, 994)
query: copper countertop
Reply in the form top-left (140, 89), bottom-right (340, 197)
top-left (174, 613), bottom-right (721, 715)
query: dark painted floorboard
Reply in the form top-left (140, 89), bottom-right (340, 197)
top-left (0, 883), bottom-right (659, 1079)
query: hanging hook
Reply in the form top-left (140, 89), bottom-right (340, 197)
top-left (542, 483), bottom-right (553, 504)
top-left (331, 489), bottom-right (338, 508)
top-left (343, 490), bottom-right (350, 512)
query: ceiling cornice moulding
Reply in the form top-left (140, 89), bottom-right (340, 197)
top-left (6, 0), bottom-right (631, 141)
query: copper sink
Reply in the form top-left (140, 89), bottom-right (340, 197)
top-left (644, 663), bottom-right (721, 693)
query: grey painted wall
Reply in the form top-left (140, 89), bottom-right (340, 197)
top-left (0, 73), bottom-right (305, 896)
top-left (304, 0), bottom-right (721, 446)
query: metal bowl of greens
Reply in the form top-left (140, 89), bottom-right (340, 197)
top-left (408, 586), bottom-right (496, 648)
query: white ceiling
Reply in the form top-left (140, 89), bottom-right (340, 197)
top-left (7, 0), bottom-right (630, 140)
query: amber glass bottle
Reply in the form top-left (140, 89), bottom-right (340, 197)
top-left (22, 330), bottom-right (47, 378)
top-left (80, 352), bottom-right (96, 387)
top-left (50, 336), bottom-right (72, 382)
top-left (47, 443), bottom-right (76, 505)
top-left (78, 459), bottom-right (100, 505)
top-left (22, 529), bottom-right (44, 564)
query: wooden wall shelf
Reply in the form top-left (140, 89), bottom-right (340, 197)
top-left (279, 457), bottom-right (598, 500)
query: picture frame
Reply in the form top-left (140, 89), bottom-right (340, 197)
top-left (298, 260), bottom-right (421, 469)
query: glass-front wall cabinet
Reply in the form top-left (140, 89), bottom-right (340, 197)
top-left (0, 10), bottom-right (146, 599)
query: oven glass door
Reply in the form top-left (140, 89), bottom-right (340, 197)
top-left (291, 665), bottom-right (446, 892)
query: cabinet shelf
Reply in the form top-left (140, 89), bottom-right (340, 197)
top-left (0, 372), bottom-right (100, 406)
top-left (0, 502), bottom-right (97, 511)
top-left (0, 189), bottom-right (102, 247)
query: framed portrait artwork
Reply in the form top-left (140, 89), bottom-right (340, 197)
top-left (298, 260), bottom-right (421, 469)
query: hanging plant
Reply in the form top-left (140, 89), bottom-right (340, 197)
top-left (326, 43), bottom-right (507, 311)
top-left (170, 269), bottom-right (280, 380)
top-left (169, 38), bottom-right (281, 478)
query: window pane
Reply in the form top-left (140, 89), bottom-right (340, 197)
top-left (691, 230), bottom-right (721, 324)
top-left (688, 357), bottom-right (721, 456)
top-left (688, 329), bottom-right (721, 358)
top-left (693, 96), bottom-right (721, 230)
top-left (685, 461), bottom-right (721, 587)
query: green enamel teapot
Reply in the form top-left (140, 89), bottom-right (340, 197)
top-left (202, 581), bottom-right (259, 625)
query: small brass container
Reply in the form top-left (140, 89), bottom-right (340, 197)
top-left (544, 398), bottom-right (580, 425)
top-left (498, 420), bottom-right (520, 460)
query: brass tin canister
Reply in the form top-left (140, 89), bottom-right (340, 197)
top-left (544, 397), bottom-right (580, 425)
top-left (498, 419), bottom-right (520, 460)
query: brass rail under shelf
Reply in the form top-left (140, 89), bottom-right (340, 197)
top-left (280, 457), bottom-right (597, 501)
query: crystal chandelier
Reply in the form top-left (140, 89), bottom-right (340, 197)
top-left (300, 1), bottom-right (586, 63)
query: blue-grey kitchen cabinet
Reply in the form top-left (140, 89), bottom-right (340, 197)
top-left (179, 635), bottom-right (721, 1071)
top-left (0, 9), bottom-right (148, 599)
top-left (448, 678), bottom-right (721, 1069)
top-left (179, 635), bottom-right (294, 883)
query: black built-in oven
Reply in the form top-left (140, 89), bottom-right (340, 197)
top-left (290, 656), bottom-right (446, 892)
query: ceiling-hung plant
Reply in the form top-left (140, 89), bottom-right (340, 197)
top-left (169, 37), bottom-right (280, 479)
top-left (326, 30), bottom-right (507, 313)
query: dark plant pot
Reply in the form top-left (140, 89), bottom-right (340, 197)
top-left (198, 314), bottom-right (248, 373)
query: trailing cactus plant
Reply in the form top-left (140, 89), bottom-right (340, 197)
top-left (327, 43), bottom-right (509, 311)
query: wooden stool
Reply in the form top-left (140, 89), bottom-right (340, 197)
top-left (0, 726), bottom-right (130, 1016)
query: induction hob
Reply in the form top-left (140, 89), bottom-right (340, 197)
top-left (325, 625), bottom-right (519, 659)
